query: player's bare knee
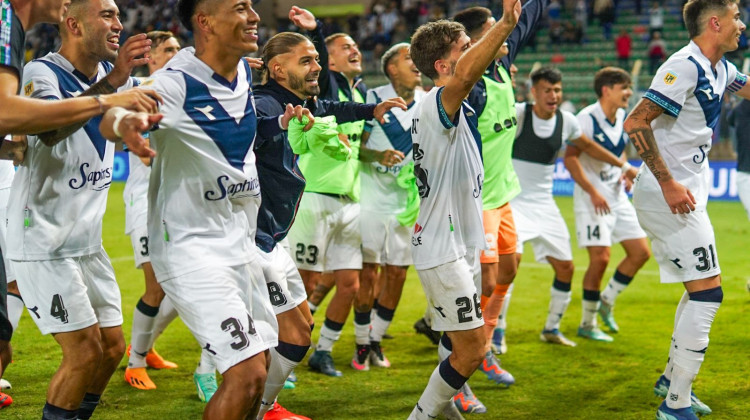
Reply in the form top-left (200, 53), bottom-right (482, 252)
top-left (628, 247), bottom-right (651, 267)
top-left (555, 261), bottom-right (575, 280)
top-left (68, 339), bottom-right (104, 369)
top-left (336, 279), bottom-right (359, 299)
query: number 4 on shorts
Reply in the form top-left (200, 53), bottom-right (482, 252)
top-left (50, 294), bottom-right (69, 323)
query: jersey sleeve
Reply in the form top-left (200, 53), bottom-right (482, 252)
top-left (138, 70), bottom-right (185, 129)
top-left (643, 59), bottom-right (696, 118)
top-left (562, 110), bottom-right (583, 144)
top-left (364, 89), bottom-right (381, 132)
top-left (21, 61), bottom-right (62, 100)
top-left (575, 109), bottom-right (594, 139)
top-left (725, 60), bottom-right (748, 93)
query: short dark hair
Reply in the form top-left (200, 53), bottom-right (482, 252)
top-left (260, 32), bottom-right (310, 83)
top-left (683, 0), bottom-right (737, 38)
top-left (177, 0), bottom-right (206, 32)
top-left (530, 66), bottom-right (562, 86)
top-left (381, 42), bottom-right (410, 78)
top-left (452, 7), bottom-right (492, 39)
top-left (410, 20), bottom-right (466, 80)
top-left (594, 67), bottom-right (631, 97)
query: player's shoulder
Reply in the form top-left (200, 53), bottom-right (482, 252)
top-left (576, 103), bottom-right (599, 119)
top-left (369, 83), bottom-right (396, 100)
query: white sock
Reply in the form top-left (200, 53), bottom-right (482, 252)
top-left (581, 299), bottom-right (599, 328)
top-left (353, 311), bottom-right (371, 346)
top-left (411, 360), bottom-right (466, 420)
top-left (195, 348), bottom-right (216, 374)
top-left (545, 287), bottom-right (571, 331)
top-left (147, 296), bottom-right (179, 349)
top-left (307, 301), bottom-right (318, 314)
top-left (257, 347), bottom-right (301, 418)
top-left (498, 283), bottom-right (513, 330)
top-left (667, 297), bottom-right (720, 409)
top-left (438, 336), bottom-right (451, 363)
top-left (370, 312), bottom-right (392, 343)
top-left (7, 292), bottom-right (23, 332)
top-left (602, 270), bottom-right (635, 306)
top-left (316, 321), bottom-right (343, 352)
top-left (664, 292), bottom-right (689, 380)
top-left (129, 299), bottom-right (158, 368)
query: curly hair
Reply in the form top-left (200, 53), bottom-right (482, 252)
top-left (409, 20), bottom-right (466, 80)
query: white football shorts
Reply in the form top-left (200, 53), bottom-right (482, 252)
top-left (575, 199), bottom-right (647, 248)
top-left (12, 249), bottom-right (123, 335)
top-left (512, 198), bottom-right (573, 262)
top-left (287, 192), bottom-right (362, 272)
top-left (736, 171), bottom-right (750, 220)
top-left (256, 241), bottom-right (307, 315)
top-left (636, 209), bottom-right (720, 283)
top-left (0, 187), bottom-right (14, 281)
top-left (417, 247), bottom-right (483, 332)
top-left (160, 259), bottom-right (278, 374)
top-left (128, 224), bottom-right (151, 269)
top-left (361, 209), bottom-right (413, 266)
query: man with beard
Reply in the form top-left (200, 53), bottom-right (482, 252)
top-left (7, 0), bottom-right (160, 417)
top-left (353, 42), bottom-right (424, 371)
top-left (254, 34), bottom-right (406, 397)
top-left (0, 0), bottom-right (158, 408)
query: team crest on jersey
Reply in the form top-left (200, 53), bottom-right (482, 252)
top-left (141, 78), bottom-right (155, 86)
top-left (663, 72), bottom-right (678, 85)
top-left (23, 80), bottom-right (34, 97)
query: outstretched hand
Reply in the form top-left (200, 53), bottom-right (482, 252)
top-left (108, 34), bottom-right (152, 88)
top-left (501, 0), bottom-right (522, 25)
top-left (115, 113), bottom-right (163, 158)
top-left (373, 97), bottom-right (408, 124)
top-left (289, 6), bottom-right (317, 31)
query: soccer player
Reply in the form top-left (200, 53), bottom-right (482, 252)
top-left (510, 67), bottom-right (637, 347)
top-left (406, 0), bottom-right (521, 417)
top-left (448, 4), bottom-right (548, 410)
top-left (7, 0), bottom-right (160, 417)
top-left (623, 1), bottom-right (750, 418)
top-left (283, 16), bottom-right (369, 377)
top-left (564, 67), bottom-right (651, 338)
top-left (0, 0), bottom-right (158, 408)
top-left (123, 30), bottom-right (183, 392)
top-left (100, 0), bottom-right (315, 417)
top-left (356, 42), bottom-right (424, 370)
top-left (252, 29), bottom-right (404, 418)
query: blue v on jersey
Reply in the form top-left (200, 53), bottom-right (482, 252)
top-left (141, 48), bottom-right (283, 281)
top-left (7, 53), bottom-right (137, 261)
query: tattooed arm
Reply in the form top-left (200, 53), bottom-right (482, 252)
top-left (623, 98), bottom-right (696, 214)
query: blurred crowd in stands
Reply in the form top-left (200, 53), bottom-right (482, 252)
top-left (21, 0), bottom-right (750, 158)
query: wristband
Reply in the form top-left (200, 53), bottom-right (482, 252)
top-left (92, 95), bottom-right (105, 114)
top-left (111, 108), bottom-right (130, 138)
top-left (620, 161), bottom-right (632, 172)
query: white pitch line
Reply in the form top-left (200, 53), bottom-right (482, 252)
top-left (111, 255), bottom-right (135, 263)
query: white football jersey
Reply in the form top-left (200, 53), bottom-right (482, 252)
top-left (634, 41), bottom-right (747, 213)
top-left (360, 84), bottom-right (425, 214)
top-left (7, 53), bottom-right (136, 260)
top-left (142, 48), bottom-right (262, 281)
top-left (574, 102), bottom-right (629, 212)
top-left (123, 150), bottom-right (150, 234)
top-left (512, 103), bottom-right (582, 204)
top-left (411, 87), bottom-right (486, 270)
top-left (0, 159), bottom-right (14, 190)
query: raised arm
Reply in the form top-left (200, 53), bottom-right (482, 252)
top-left (37, 34), bottom-right (154, 146)
top-left (0, 68), bottom-right (160, 138)
top-left (441, 0), bottom-right (521, 118)
top-left (624, 97), bottom-right (696, 214)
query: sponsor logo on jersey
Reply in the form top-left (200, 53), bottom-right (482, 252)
top-left (204, 174), bottom-right (260, 201)
top-left (69, 163), bottom-right (112, 191)
top-left (375, 163), bottom-right (404, 175)
top-left (663, 72), bottom-right (677, 85)
top-left (412, 223), bottom-right (423, 246)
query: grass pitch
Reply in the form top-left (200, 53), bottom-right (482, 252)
top-left (3, 182), bottom-right (749, 419)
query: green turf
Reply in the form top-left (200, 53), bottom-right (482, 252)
top-left (3, 182), bottom-right (750, 419)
